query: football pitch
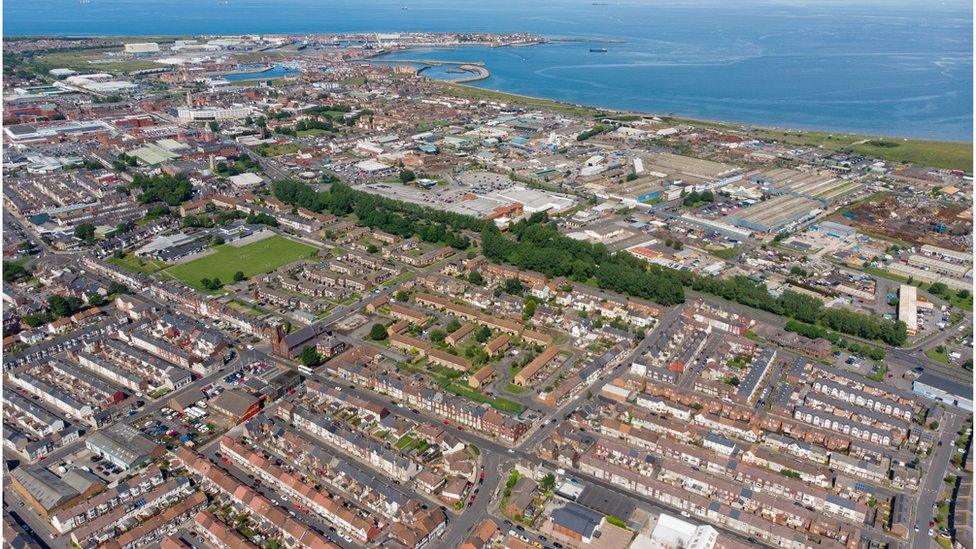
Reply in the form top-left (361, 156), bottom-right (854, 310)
top-left (164, 235), bottom-right (316, 291)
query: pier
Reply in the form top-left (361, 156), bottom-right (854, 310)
top-left (377, 59), bottom-right (490, 83)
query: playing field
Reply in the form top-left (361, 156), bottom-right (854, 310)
top-left (164, 235), bottom-right (316, 291)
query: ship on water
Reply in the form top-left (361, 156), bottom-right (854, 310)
top-left (590, 48), bottom-right (608, 53)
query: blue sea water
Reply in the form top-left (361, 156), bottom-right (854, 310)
top-left (4, 0), bottom-right (972, 140)
top-left (223, 66), bottom-right (299, 81)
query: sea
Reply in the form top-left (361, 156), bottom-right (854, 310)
top-left (4, 0), bottom-right (972, 141)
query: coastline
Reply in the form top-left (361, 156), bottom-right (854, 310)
top-left (368, 44), bottom-right (973, 150)
top-left (13, 33), bottom-right (972, 171)
top-left (436, 81), bottom-right (973, 173)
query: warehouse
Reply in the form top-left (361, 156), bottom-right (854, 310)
top-left (747, 168), bottom-right (860, 202)
top-left (906, 254), bottom-right (971, 277)
top-left (728, 194), bottom-right (824, 233)
top-left (898, 285), bottom-right (917, 336)
top-left (913, 373), bottom-right (973, 411)
top-left (888, 263), bottom-right (971, 291)
top-left (86, 423), bottom-right (163, 470)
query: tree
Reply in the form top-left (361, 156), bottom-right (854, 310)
top-left (3, 262), bottom-right (30, 283)
top-left (299, 346), bottom-right (322, 367)
top-left (368, 323), bottom-right (389, 341)
top-left (74, 223), bottom-right (96, 243)
top-left (131, 173), bottom-right (193, 206)
top-left (396, 290), bottom-right (410, 302)
top-left (233, 271), bottom-right (246, 282)
top-left (523, 298), bottom-right (537, 320)
top-left (626, 172), bottom-right (638, 182)
top-left (958, 289), bottom-right (971, 299)
top-left (208, 121), bottom-right (219, 133)
top-left (929, 421), bottom-right (940, 430)
top-left (22, 312), bottom-right (53, 327)
top-left (108, 282), bottom-right (128, 295)
top-left (398, 169), bottom-right (416, 184)
top-left (930, 282), bottom-right (949, 296)
top-left (468, 271), bottom-right (485, 286)
top-left (446, 318), bottom-right (462, 333)
top-left (201, 277), bottom-right (223, 291)
top-left (503, 278), bottom-right (524, 295)
top-left (474, 325), bottom-right (492, 343)
top-left (47, 295), bottom-right (82, 318)
top-left (540, 473), bottom-right (556, 491)
top-left (430, 329), bottom-right (446, 344)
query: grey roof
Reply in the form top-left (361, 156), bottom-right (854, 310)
top-left (704, 433), bottom-right (737, 449)
top-left (61, 468), bottom-right (103, 494)
top-left (10, 466), bottom-right (79, 511)
top-left (915, 372), bottom-right (972, 399)
top-left (826, 494), bottom-right (857, 510)
top-left (85, 423), bottom-right (158, 469)
top-left (575, 484), bottom-right (635, 522)
top-left (550, 502), bottom-right (604, 538)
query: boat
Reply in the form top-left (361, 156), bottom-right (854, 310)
top-left (590, 48), bottom-right (608, 53)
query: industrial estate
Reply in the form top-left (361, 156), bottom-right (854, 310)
top-left (0, 32), bottom-right (973, 549)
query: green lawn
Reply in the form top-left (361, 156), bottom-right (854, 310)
top-left (708, 246), bottom-right (739, 260)
top-left (297, 129), bottom-right (331, 137)
top-left (925, 347), bottom-right (952, 365)
top-left (108, 253), bottom-right (167, 275)
top-left (745, 131), bottom-right (973, 173)
top-left (504, 382), bottom-right (528, 395)
top-left (164, 235), bottom-right (316, 291)
top-left (443, 382), bottom-right (524, 414)
top-left (25, 49), bottom-right (159, 74)
top-left (253, 143), bottom-right (302, 157)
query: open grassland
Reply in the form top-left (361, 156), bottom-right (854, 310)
top-left (107, 253), bottom-right (167, 275)
top-left (26, 49), bottom-right (159, 74)
top-left (164, 235), bottom-right (316, 291)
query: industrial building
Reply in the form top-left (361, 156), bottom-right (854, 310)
top-left (913, 373), bottom-right (973, 411)
top-left (177, 105), bottom-right (253, 122)
top-left (85, 423), bottom-right (163, 470)
top-left (898, 285), bottom-right (918, 336)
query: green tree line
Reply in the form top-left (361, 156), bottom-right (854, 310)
top-left (272, 180), bottom-right (907, 345)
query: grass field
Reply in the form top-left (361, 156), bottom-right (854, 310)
top-left (164, 235), bottom-right (316, 291)
top-left (26, 50), bottom-right (159, 74)
top-left (925, 347), bottom-right (951, 365)
top-left (708, 246), bottom-right (740, 260)
top-left (254, 143), bottom-right (302, 157)
top-left (443, 382), bottom-right (524, 414)
top-left (108, 253), bottom-right (167, 275)
top-left (503, 382), bottom-right (528, 395)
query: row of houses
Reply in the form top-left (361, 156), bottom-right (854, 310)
top-left (219, 436), bottom-right (381, 543)
top-left (175, 448), bottom-right (337, 549)
top-left (325, 346), bottom-right (530, 444)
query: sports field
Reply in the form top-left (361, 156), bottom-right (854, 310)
top-left (164, 235), bottom-right (316, 291)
